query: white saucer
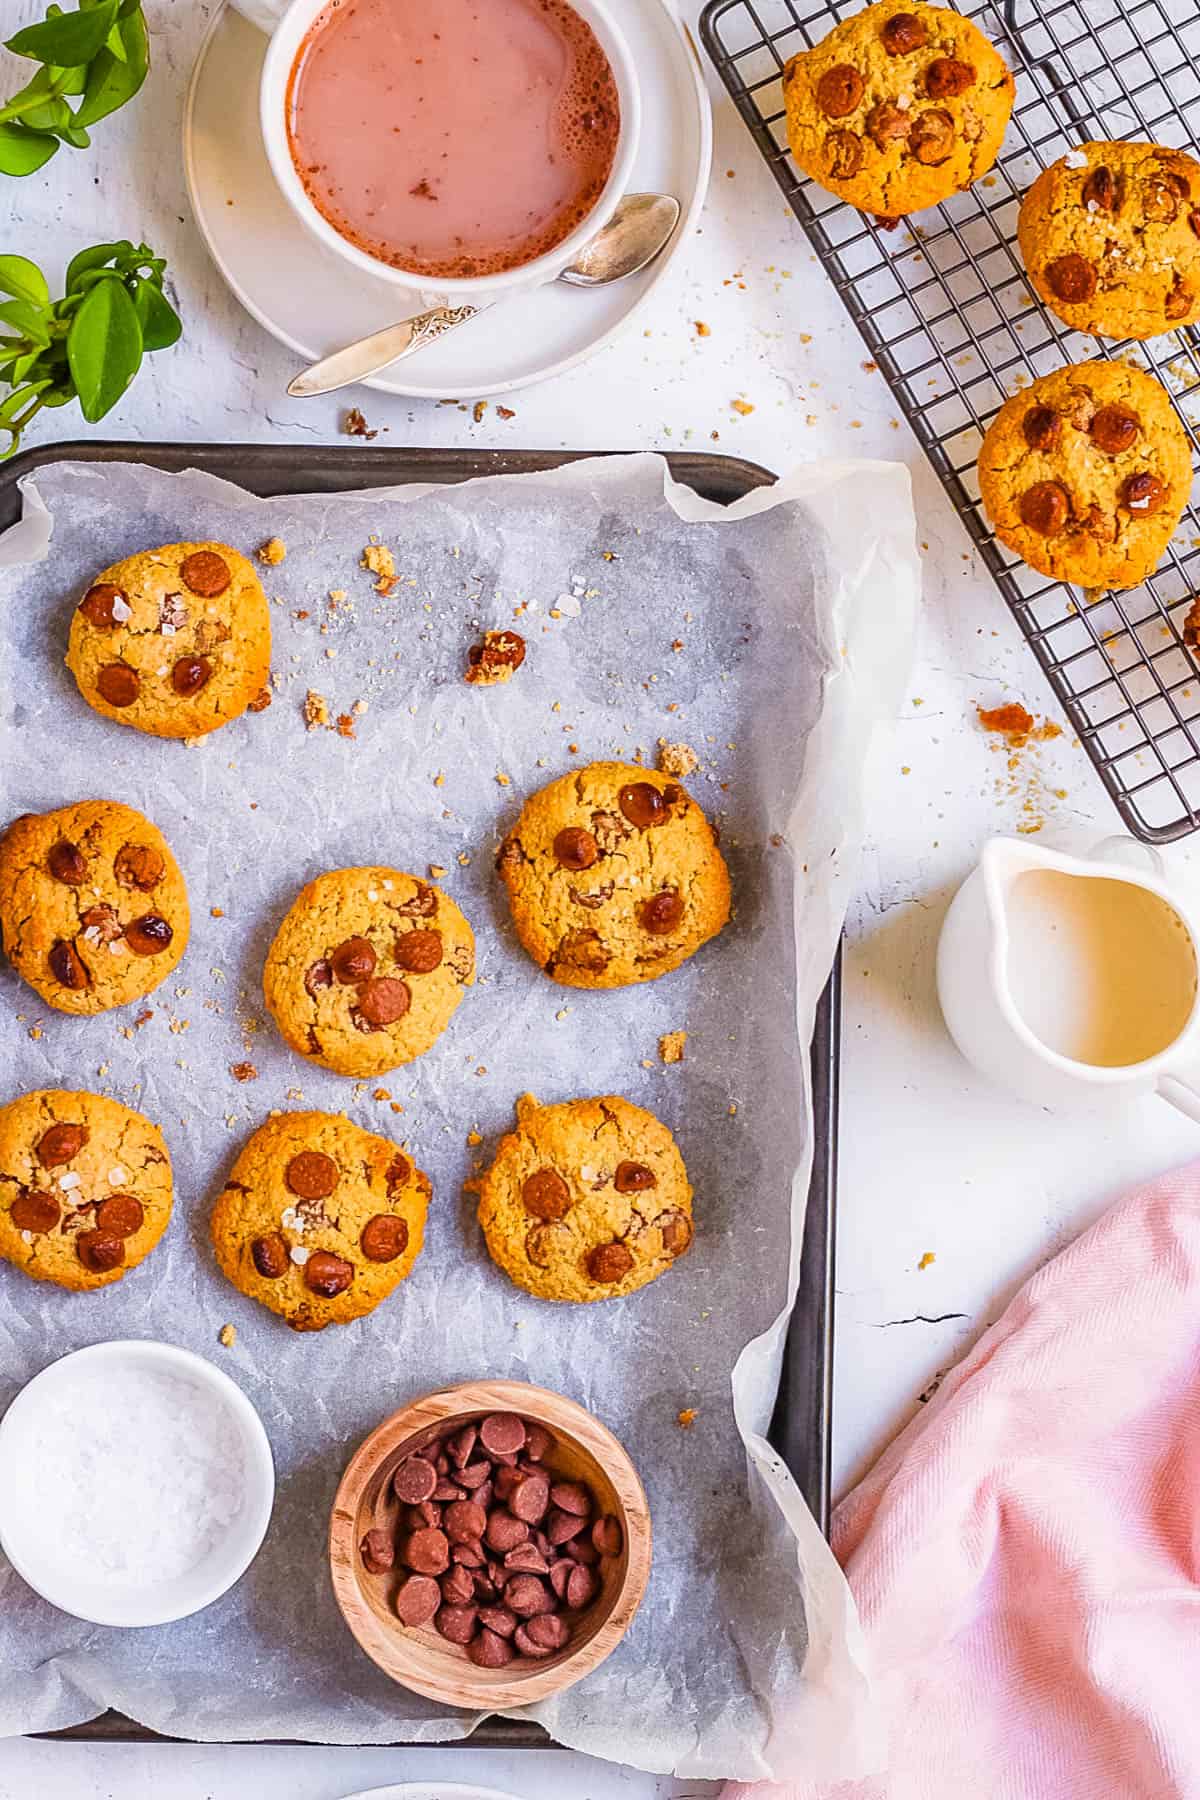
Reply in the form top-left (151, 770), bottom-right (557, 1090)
top-left (183, 2), bottom-right (710, 399)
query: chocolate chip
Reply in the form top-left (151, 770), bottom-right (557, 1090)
top-left (1121, 472), bottom-right (1167, 514)
top-left (586, 1241), bottom-right (635, 1284)
top-left (480, 1412), bottom-right (526, 1456)
top-left (565, 1563), bottom-right (599, 1610)
top-left (330, 936), bottom-right (377, 983)
top-left (525, 1222), bottom-right (570, 1266)
top-left (866, 101), bottom-right (912, 147)
top-left (656, 1208), bottom-right (694, 1255)
top-left (522, 1167), bottom-right (571, 1221)
top-left (304, 1249), bottom-right (353, 1297)
top-left (925, 56), bottom-right (974, 97)
top-left (1166, 280), bottom-right (1194, 322)
top-left (435, 1603), bottom-right (479, 1645)
top-left (551, 928), bottom-right (610, 975)
top-left (1089, 405), bottom-right (1140, 455)
top-left (1190, 210), bottom-right (1200, 239)
top-left (618, 781), bottom-right (668, 829)
top-left (286, 1150), bottom-right (338, 1199)
top-left (1045, 253), bottom-right (1097, 304)
top-left (395, 1572), bottom-right (442, 1624)
top-left (592, 1515), bottom-right (623, 1557)
top-left (385, 1152), bottom-right (412, 1196)
top-left (354, 977), bottom-right (410, 1027)
top-left (47, 840), bottom-right (87, 886)
top-left (180, 550), bottom-right (231, 597)
top-left (1022, 407), bottom-right (1061, 452)
top-left (1143, 178), bottom-right (1180, 223)
top-left (96, 1194), bottom-right (145, 1237)
top-left (304, 958), bottom-right (332, 996)
top-left (816, 64), bottom-right (864, 118)
top-left (909, 108), bottom-right (955, 166)
top-left (251, 1232), bottom-right (289, 1278)
top-left (170, 655), bottom-right (213, 697)
top-left (444, 1499), bottom-right (489, 1544)
top-left (1081, 166), bottom-right (1117, 212)
top-left (49, 938), bottom-right (89, 989)
top-left (825, 129), bottom-right (864, 179)
top-left (113, 843), bottom-right (164, 890)
top-left (96, 662), bottom-right (140, 707)
top-left (78, 582), bottom-right (126, 628)
top-left (486, 1511), bottom-right (530, 1554)
top-left (359, 1528), bottom-right (394, 1574)
top-left (76, 1228), bottom-right (125, 1273)
top-left (553, 826), bottom-right (598, 871)
top-left (1019, 481), bottom-right (1070, 537)
top-left (393, 928), bottom-right (442, 973)
top-left (467, 1626), bottom-right (515, 1666)
top-left (393, 1455), bottom-right (439, 1504)
top-left (614, 1161), bottom-right (656, 1193)
top-left (360, 1213), bottom-right (409, 1261)
top-left (11, 1189), bottom-right (60, 1234)
top-left (505, 1573), bottom-right (553, 1618)
top-left (465, 628), bottom-right (525, 682)
top-left (881, 10), bottom-right (927, 51)
top-left (36, 1122), bottom-right (87, 1166)
top-left (639, 889), bottom-right (683, 935)
top-left (125, 914), bottom-right (173, 956)
top-left (404, 1526), bottom-right (451, 1575)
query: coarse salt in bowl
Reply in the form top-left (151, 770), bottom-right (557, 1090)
top-left (0, 1340), bottom-right (274, 1628)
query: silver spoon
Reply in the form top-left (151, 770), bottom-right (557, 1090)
top-left (287, 193), bottom-right (681, 399)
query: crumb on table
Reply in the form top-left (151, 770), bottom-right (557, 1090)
top-left (230, 1061), bottom-right (258, 1082)
top-left (465, 628), bottom-right (526, 685)
top-left (257, 536), bottom-right (287, 566)
top-left (343, 407), bottom-right (377, 439)
top-left (677, 1408), bottom-right (697, 1429)
top-left (659, 1031), bottom-right (687, 1065)
top-left (304, 689), bottom-right (329, 730)
top-left (218, 1324), bottom-right (237, 1349)
top-left (361, 541), bottom-right (396, 595)
top-left (657, 739), bottom-right (698, 778)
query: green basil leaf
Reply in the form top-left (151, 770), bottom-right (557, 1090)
top-left (52, 121), bottom-right (91, 148)
top-left (5, 0), bottom-right (119, 67)
top-left (0, 254), bottom-right (50, 309)
top-left (0, 298), bottom-right (51, 345)
top-left (47, 60), bottom-right (90, 96)
top-left (20, 96), bottom-right (72, 132)
top-left (133, 279), bottom-right (181, 352)
top-left (67, 275), bottom-right (142, 421)
top-left (9, 347), bottom-right (46, 383)
top-left (0, 124), bottom-right (58, 176)
top-left (73, 11), bottom-right (148, 128)
top-left (64, 240), bottom-right (130, 291)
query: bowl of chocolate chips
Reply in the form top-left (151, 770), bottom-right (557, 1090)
top-left (328, 1378), bottom-right (650, 1706)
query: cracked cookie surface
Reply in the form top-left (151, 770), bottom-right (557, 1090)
top-left (0, 799), bottom-right (189, 1014)
top-left (210, 1110), bottom-right (429, 1330)
top-left (263, 867), bottom-right (474, 1078)
top-left (497, 761), bottom-right (730, 990)
top-left (782, 0), bottom-right (1013, 219)
top-left (66, 541), bottom-right (271, 740)
top-left (977, 359), bottom-right (1191, 589)
top-left (0, 1088), bottom-right (172, 1291)
top-left (474, 1092), bottom-right (693, 1303)
top-left (1018, 141), bottom-right (1200, 341)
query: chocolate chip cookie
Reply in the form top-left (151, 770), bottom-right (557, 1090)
top-left (0, 1088), bottom-right (172, 1290)
top-left (210, 1110), bottom-right (429, 1331)
top-left (0, 799), bottom-right (189, 1014)
top-left (977, 360), bottom-right (1191, 590)
top-left (263, 867), bottom-right (475, 1078)
top-left (496, 762), bottom-right (730, 989)
top-left (66, 542), bottom-right (272, 739)
top-left (781, 0), bottom-right (1014, 219)
top-left (1019, 142), bottom-right (1200, 340)
top-left (473, 1093), bottom-right (693, 1304)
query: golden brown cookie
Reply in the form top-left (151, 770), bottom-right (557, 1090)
top-left (977, 360), bottom-right (1191, 589)
top-left (0, 1089), bottom-right (172, 1290)
top-left (263, 868), bottom-right (475, 1078)
top-left (0, 799), bottom-right (189, 1014)
top-left (210, 1111), bottom-right (429, 1331)
top-left (781, 0), bottom-right (1014, 219)
top-left (496, 762), bottom-right (730, 989)
top-left (65, 542), bottom-right (272, 739)
top-left (1018, 142), bottom-right (1200, 340)
top-left (474, 1093), bottom-right (693, 1303)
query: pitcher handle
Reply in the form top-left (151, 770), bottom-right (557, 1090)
top-left (1158, 1073), bottom-right (1200, 1125)
top-left (1087, 835), bottom-right (1166, 880)
top-left (226, 0), bottom-right (289, 32)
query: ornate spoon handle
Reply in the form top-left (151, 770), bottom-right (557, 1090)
top-left (287, 303), bottom-right (487, 398)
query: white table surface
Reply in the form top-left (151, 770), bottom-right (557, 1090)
top-left (5, 0), bottom-right (1200, 1792)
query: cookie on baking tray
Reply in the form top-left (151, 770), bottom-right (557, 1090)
top-left (210, 1110), bottom-right (429, 1331)
top-left (976, 359), bottom-right (1191, 590)
top-left (473, 1092), bottom-right (694, 1304)
top-left (0, 1088), bottom-right (172, 1290)
top-left (496, 762), bottom-right (730, 989)
top-left (263, 867), bottom-right (475, 1078)
top-left (0, 798), bottom-right (189, 1014)
top-left (65, 541), bottom-right (271, 739)
top-left (781, 0), bottom-right (1014, 220)
top-left (1018, 141), bottom-right (1200, 341)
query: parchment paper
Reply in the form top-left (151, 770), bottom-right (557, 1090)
top-left (0, 451), bottom-right (917, 1782)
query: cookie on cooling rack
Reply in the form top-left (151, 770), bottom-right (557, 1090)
top-left (1019, 141), bottom-right (1200, 340)
top-left (781, 0), bottom-right (1014, 219)
top-left (977, 359), bottom-right (1191, 591)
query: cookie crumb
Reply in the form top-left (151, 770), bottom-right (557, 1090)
top-left (496, 771), bottom-right (511, 787)
top-left (218, 1324), bottom-right (237, 1349)
top-left (303, 689), bottom-right (329, 730)
top-left (677, 1408), bottom-right (697, 1429)
top-left (473, 400), bottom-right (488, 423)
top-left (428, 863), bottom-right (446, 878)
top-left (694, 320), bottom-right (711, 337)
top-left (467, 1130), bottom-right (483, 1147)
top-left (335, 713), bottom-right (357, 739)
top-left (133, 1008), bottom-right (154, 1028)
top-left (657, 739), bottom-right (698, 778)
top-left (372, 1087), bottom-right (391, 1101)
top-left (343, 407), bottom-right (378, 439)
top-left (247, 686), bottom-right (273, 713)
top-left (361, 541), bottom-right (396, 594)
top-left (917, 1251), bottom-right (936, 1270)
top-left (230, 1061), bottom-right (258, 1082)
top-left (659, 1031), bottom-right (687, 1065)
top-left (465, 628), bottom-right (526, 685)
top-left (257, 536), bottom-right (287, 566)
top-left (731, 398), bottom-right (755, 415)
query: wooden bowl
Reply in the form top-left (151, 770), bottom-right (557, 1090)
top-left (329, 1378), bottom-right (651, 1708)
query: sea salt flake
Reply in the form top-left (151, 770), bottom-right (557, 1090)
top-left (58, 1172), bottom-right (81, 1191)
top-left (107, 1165), bottom-right (127, 1185)
top-left (557, 594), bottom-right (582, 617)
top-left (1063, 148), bottom-right (1087, 168)
top-left (280, 1206), bottom-right (299, 1231)
top-left (21, 1230), bottom-right (32, 1244)
top-left (111, 596), bottom-right (132, 624)
top-left (290, 1245), bottom-right (310, 1266)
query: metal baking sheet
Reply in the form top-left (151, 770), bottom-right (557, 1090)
top-left (0, 438), bottom-right (836, 1749)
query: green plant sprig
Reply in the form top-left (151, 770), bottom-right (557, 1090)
top-left (0, 0), bottom-right (149, 177)
top-left (0, 242), bottom-right (181, 458)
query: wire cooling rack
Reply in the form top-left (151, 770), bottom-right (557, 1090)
top-left (700, 0), bottom-right (1200, 842)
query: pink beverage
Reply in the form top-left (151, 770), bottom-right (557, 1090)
top-left (286, 0), bottom-right (621, 281)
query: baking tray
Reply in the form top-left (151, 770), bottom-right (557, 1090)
top-left (701, 0), bottom-right (1200, 845)
top-left (0, 439), bottom-right (836, 1749)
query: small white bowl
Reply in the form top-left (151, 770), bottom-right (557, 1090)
top-left (0, 1340), bottom-right (274, 1628)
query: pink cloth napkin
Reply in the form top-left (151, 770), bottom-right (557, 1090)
top-left (727, 1159), bottom-right (1200, 1800)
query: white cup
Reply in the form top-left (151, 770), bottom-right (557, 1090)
top-left (231, 0), bottom-right (641, 300)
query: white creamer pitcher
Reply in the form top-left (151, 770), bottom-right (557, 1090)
top-left (937, 836), bottom-right (1200, 1119)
